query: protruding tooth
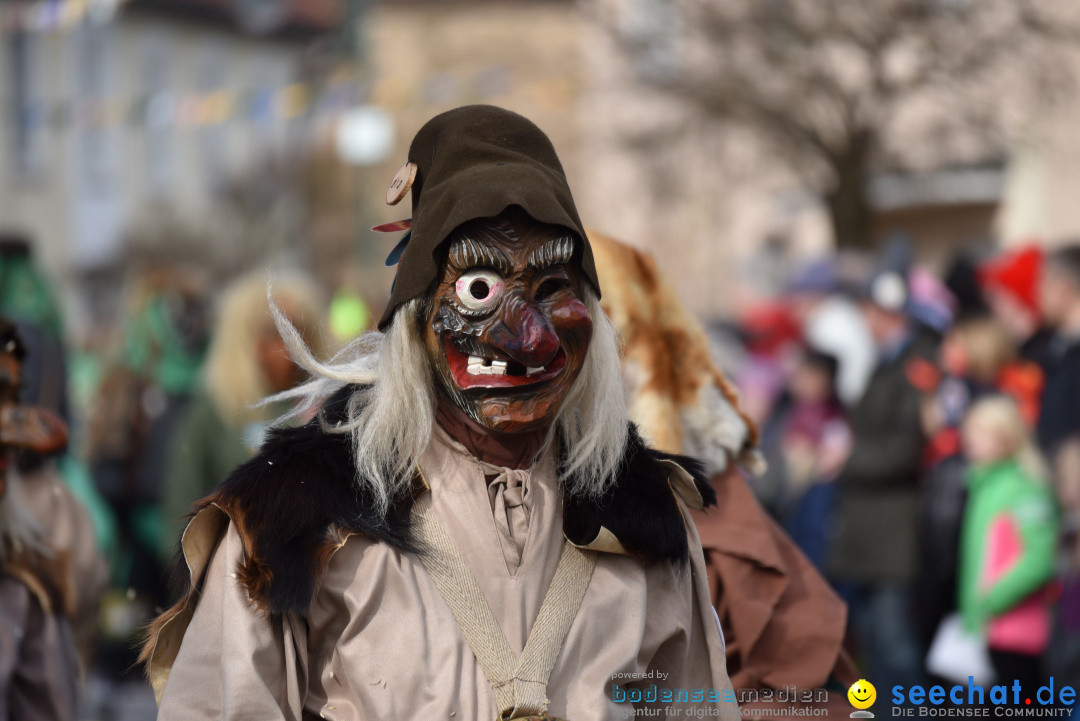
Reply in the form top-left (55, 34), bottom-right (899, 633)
top-left (527, 366), bottom-right (544, 375)
top-left (467, 357), bottom-right (509, 375)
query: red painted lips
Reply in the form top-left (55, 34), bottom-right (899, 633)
top-left (444, 336), bottom-right (567, 390)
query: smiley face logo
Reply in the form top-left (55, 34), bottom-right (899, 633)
top-left (848, 679), bottom-right (877, 710)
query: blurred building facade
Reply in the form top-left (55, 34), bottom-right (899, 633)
top-left (367, 0), bottom-right (1080, 320)
top-left (576, 0), bottom-right (1080, 317)
top-left (0, 0), bottom-right (342, 332)
top-left (7, 0), bottom-right (1080, 329)
top-left (358, 0), bottom-right (583, 319)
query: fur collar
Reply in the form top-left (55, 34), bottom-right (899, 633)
top-left (192, 384), bottom-right (715, 616)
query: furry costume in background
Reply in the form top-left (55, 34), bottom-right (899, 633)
top-left (589, 231), bottom-right (763, 476)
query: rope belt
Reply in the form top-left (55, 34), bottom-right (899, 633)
top-left (413, 497), bottom-right (596, 720)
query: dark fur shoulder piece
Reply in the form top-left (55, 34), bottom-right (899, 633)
top-left (563, 425), bottom-right (716, 565)
top-left (651, 446), bottom-right (717, 510)
top-left (191, 385), bottom-right (714, 616)
top-left (194, 384), bottom-right (417, 616)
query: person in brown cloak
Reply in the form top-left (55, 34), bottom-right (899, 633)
top-left (142, 105), bottom-right (740, 720)
top-left (586, 232), bottom-right (860, 720)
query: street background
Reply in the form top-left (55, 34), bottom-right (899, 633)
top-left (5, 0), bottom-right (1080, 717)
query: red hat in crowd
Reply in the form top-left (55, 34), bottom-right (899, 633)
top-left (978, 245), bottom-right (1044, 317)
top-left (739, 301), bottom-right (803, 357)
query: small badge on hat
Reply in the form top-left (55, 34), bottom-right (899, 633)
top-left (386, 162), bottom-right (417, 206)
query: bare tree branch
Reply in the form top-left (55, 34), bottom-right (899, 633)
top-left (595, 0), bottom-right (1080, 247)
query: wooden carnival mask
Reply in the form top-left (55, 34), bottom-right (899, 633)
top-left (0, 334), bottom-right (67, 480)
top-left (423, 210), bottom-right (593, 434)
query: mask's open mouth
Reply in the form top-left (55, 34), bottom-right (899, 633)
top-left (443, 336), bottom-right (566, 390)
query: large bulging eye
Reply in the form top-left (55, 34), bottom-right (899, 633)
top-left (454, 269), bottom-right (505, 313)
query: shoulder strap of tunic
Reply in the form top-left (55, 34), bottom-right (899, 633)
top-left (412, 495), bottom-right (595, 720)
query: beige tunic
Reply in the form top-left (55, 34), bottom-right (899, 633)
top-left (155, 426), bottom-right (739, 720)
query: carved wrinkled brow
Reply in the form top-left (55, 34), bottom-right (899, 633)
top-left (527, 235), bottom-right (575, 270)
top-left (448, 234), bottom-right (512, 275)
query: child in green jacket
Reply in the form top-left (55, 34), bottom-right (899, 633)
top-left (959, 396), bottom-right (1058, 688)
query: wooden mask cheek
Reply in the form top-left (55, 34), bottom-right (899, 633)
top-left (0, 404), bottom-right (68, 456)
top-left (0, 353), bottom-right (67, 457)
top-left (544, 291), bottom-right (592, 378)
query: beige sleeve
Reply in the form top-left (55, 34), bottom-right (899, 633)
top-left (156, 521), bottom-right (309, 721)
top-left (638, 502), bottom-right (741, 720)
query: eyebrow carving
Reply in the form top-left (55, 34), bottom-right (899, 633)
top-left (448, 234), bottom-right (512, 275)
top-left (527, 236), bottom-right (575, 270)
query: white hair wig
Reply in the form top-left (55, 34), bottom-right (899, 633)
top-left (268, 288), bottom-right (629, 517)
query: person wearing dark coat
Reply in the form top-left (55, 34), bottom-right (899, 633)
top-left (1038, 245), bottom-right (1080, 687)
top-left (829, 253), bottom-right (938, 700)
top-left (1037, 246), bottom-right (1080, 457)
top-left (590, 231), bottom-right (855, 716)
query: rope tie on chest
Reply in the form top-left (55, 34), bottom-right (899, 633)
top-left (413, 496), bottom-right (595, 719)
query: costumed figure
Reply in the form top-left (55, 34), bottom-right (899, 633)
top-left (0, 316), bottom-right (79, 721)
top-left (0, 236), bottom-right (108, 667)
top-left (142, 105), bottom-right (740, 720)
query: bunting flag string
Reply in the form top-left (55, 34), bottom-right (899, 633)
top-left (1, 0), bottom-right (132, 33)
top-left (2, 55), bottom-right (578, 130)
top-left (2, 1), bottom-right (579, 126)
top-left (1, 78), bottom-right (363, 130)
top-left (1, 74), bottom-right (576, 130)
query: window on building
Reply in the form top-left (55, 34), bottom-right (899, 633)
top-left (7, 29), bottom-right (44, 179)
top-left (143, 33), bottom-right (174, 197)
top-left (198, 41), bottom-right (227, 191)
top-left (74, 22), bottom-right (116, 194)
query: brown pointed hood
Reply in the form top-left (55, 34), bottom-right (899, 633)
top-left (377, 105), bottom-right (599, 330)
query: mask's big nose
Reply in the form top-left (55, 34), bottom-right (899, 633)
top-left (488, 298), bottom-right (560, 368)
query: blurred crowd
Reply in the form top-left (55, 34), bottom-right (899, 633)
top-left (731, 239), bottom-right (1080, 696)
top-left (5, 223), bottom-right (1080, 717)
top-left (0, 234), bottom-right (356, 719)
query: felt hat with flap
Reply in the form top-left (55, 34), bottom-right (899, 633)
top-left (377, 105), bottom-right (599, 330)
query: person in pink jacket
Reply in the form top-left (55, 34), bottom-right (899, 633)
top-left (959, 396), bottom-right (1059, 691)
